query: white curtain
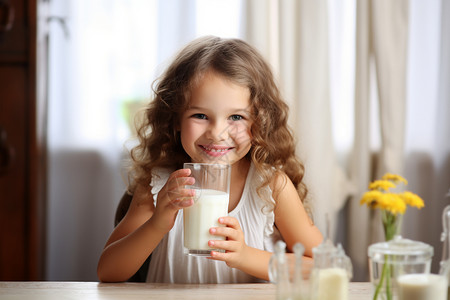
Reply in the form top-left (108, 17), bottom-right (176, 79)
top-left (242, 0), bottom-right (450, 281)
top-left (243, 0), bottom-right (353, 244)
top-left (47, 0), bottom-right (160, 281)
top-left (348, 0), bottom-right (450, 280)
top-left (402, 0), bottom-right (450, 275)
top-left (347, 0), bottom-right (410, 280)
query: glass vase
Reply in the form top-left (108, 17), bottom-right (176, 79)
top-left (368, 236), bottom-right (433, 300)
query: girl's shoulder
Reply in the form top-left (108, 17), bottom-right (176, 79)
top-left (249, 164), bottom-right (293, 207)
top-left (248, 162), bottom-right (290, 191)
top-left (272, 170), bottom-right (291, 187)
top-left (268, 170), bottom-right (297, 203)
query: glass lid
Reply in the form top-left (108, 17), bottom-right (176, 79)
top-left (368, 235), bottom-right (434, 264)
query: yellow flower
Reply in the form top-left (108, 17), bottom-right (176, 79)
top-left (360, 191), bottom-right (407, 214)
top-left (369, 180), bottom-right (396, 191)
top-left (360, 173), bottom-right (424, 216)
top-left (360, 190), bottom-right (384, 208)
top-left (400, 191), bottom-right (424, 209)
top-left (382, 173), bottom-right (408, 185)
top-left (380, 193), bottom-right (407, 215)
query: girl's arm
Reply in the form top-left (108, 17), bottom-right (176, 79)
top-left (208, 172), bottom-right (323, 280)
top-left (97, 169), bottom-right (195, 282)
top-left (272, 173), bottom-right (323, 256)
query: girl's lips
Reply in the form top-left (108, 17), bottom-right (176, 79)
top-left (199, 145), bottom-right (233, 157)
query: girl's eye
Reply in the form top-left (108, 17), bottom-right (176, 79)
top-left (229, 115), bottom-right (243, 121)
top-left (192, 113), bottom-right (207, 120)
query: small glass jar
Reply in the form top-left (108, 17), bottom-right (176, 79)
top-left (368, 235), bottom-right (434, 299)
top-left (310, 239), bottom-right (352, 300)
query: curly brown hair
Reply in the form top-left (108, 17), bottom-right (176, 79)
top-left (129, 36), bottom-right (309, 211)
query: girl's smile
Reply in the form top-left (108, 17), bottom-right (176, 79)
top-left (180, 70), bottom-right (253, 165)
top-left (199, 145), bottom-right (233, 157)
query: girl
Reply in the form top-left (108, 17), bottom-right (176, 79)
top-left (97, 36), bottom-right (323, 283)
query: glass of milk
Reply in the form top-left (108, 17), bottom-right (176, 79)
top-left (397, 273), bottom-right (448, 300)
top-left (183, 163), bottom-right (231, 256)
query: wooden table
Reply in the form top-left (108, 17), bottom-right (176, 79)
top-left (0, 281), bottom-right (372, 299)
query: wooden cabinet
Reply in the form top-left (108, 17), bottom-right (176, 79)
top-left (0, 0), bottom-right (47, 280)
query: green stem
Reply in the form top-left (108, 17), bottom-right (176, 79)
top-left (383, 212), bottom-right (398, 241)
top-left (386, 259), bottom-right (392, 300)
top-left (373, 255), bottom-right (393, 300)
top-left (373, 255), bottom-right (388, 300)
top-left (374, 211), bottom-right (399, 300)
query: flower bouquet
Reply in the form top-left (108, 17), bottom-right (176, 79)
top-left (360, 173), bottom-right (425, 300)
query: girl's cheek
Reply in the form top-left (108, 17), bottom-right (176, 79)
top-left (232, 127), bottom-right (252, 144)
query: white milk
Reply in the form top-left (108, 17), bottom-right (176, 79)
top-left (183, 189), bottom-right (229, 254)
top-left (315, 268), bottom-right (348, 300)
top-left (397, 273), bottom-right (448, 300)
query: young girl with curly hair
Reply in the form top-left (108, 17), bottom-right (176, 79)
top-left (97, 36), bottom-right (323, 283)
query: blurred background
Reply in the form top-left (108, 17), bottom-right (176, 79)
top-left (0, 0), bottom-right (448, 282)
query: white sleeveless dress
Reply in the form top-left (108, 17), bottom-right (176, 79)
top-left (146, 163), bottom-right (281, 283)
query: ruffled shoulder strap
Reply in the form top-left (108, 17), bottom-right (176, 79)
top-left (150, 168), bottom-right (172, 196)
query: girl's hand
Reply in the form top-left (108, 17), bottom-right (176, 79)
top-left (151, 168), bottom-right (195, 233)
top-left (207, 216), bottom-right (249, 269)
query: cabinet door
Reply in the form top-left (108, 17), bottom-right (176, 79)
top-left (0, 0), bottom-right (27, 57)
top-left (0, 66), bottom-right (28, 280)
top-left (0, 0), bottom-right (47, 280)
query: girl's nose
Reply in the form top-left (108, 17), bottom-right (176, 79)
top-left (206, 121), bottom-right (228, 142)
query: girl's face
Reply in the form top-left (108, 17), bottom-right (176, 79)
top-left (180, 71), bottom-right (253, 165)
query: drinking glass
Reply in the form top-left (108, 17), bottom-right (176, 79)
top-left (183, 163), bottom-right (231, 256)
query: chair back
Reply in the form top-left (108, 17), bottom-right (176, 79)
top-left (114, 191), bottom-right (150, 282)
top-left (115, 192), bottom-right (133, 226)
